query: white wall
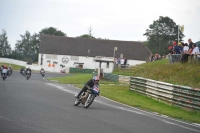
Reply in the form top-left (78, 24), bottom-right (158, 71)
top-left (127, 60), bottom-right (146, 66)
top-left (38, 54), bottom-right (115, 73)
top-left (0, 55), bottom-right (146, 73)
top-left (0, 58), bottom-right (42, 71)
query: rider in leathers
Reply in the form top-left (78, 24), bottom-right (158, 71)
top-left (75, 76), bottom-right (100, 99)
top-left (26, 67), bottom-right (32, 76)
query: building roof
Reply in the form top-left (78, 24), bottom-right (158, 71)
top-left (39, 35), bottom-right (152, 61)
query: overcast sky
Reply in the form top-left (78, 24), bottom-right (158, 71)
top-left (0, 0), bottom-right (200, 49)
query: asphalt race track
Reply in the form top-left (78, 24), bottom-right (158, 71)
top-left (0, 71), bottom-right (200, 133)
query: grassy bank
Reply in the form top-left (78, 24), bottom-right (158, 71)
top-left (113, 59), bottom-right (200, 88)
top-left (49, 73), bottom-right (200, 124)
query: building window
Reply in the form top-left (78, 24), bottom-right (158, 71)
top-left (71, 56), bottom-right (79, 61)
top-left (46, 54), bottom-right (57, 59)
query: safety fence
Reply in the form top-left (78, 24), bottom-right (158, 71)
top-left (103, 73), bottom-right (119, 82)
top-left (69, 67), bottom-right (95, 73)
top-left (130, 77), bottom-right (200, 111)
top-left (168, 54), bottom-right (200, 64)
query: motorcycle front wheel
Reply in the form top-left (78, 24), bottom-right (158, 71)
top-left (74, 99), bottom-right (81, 106)
top-left (84, 94), bottom-right (95, 108)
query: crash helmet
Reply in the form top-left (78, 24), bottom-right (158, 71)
top-left (93, 76), bottom-right (99, 84)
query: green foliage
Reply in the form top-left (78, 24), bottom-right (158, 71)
top-left (14, 31), bottom-right (38, 62)
top-left (0, 29), bottom-right (11, 57)
top-left (144, 16), bottom-right (185, 55)
top-left (12, 27), bottom-right (66, 62)
top-left (76, 34), bottom-right (96, 39)
top-left (39, 27), bottom-right (66, 37)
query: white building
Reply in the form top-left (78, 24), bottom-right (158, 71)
top-left (38, 35), bottom-right (151, 73)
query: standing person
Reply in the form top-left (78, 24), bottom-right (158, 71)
top-left (188, 38), bottom-right (194, 50)
top-left (115, 58), bottom-right (119, 67)
top-left (191, 44), bottom-right (200, 59)
top-left (117, 58), bottom-right (120, 68)
top-left (124, 58), bottom-right (127, 65)
top-left (120, 58), bottom-right (125, 69)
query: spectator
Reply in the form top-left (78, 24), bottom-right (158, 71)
top-left (168, 45), bottom-right (173, 54)
top-left (120, 58), bottom-right (125, 69)
top-left (124, 58), bottom-right (127, 65)
top-left (188, 38), bottom-right (194, 50)
top-left (181, 43), bottom-right (189, 62)
top-left (149, 54), bottom-right (154, 61)
top-left (115, 58), bottom-right (119, 67)
top-left (191, 44), bottom-right (200, 59)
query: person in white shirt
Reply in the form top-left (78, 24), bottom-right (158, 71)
top-left (120, 58), bottom-right (125, 69)
top-left (183, 43), bottom-right (189, 54)
top-left (181, 43), bottom-right (190, 63)
top-left (191, 44), bottom-right (200, 58)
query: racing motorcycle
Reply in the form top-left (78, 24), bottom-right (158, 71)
top-left (2, 73), bottom-right (6, 81)
top-left (7, 68), bottom-right (12, 76)
top-left (26, 70), bottom-right (31, 80)
top-left (74, 84), bottom-right (100, 108)
top-left (20, 69), bottom-right (26, 76)
top-left (41, 70), bottom-right (45, 78)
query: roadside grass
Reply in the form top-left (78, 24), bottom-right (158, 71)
top-left (49, 73), bottom-right (200, 124)
top-left (48, 73), bottom-right (120, 85)
top-left (113, 59), bottom-right (200, 88)
top-left (0, 62), bottom-right (22, 71)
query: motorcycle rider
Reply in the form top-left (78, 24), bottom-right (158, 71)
top-left (0, 65), bottom-right (4, 76)
top-left (75, 76), bottom-right (100, 99)
top-left (1, 65), bottom-right (4, 77)
top-left (2, 65), bottom-right (8, 78)
top-left (20, 66), bottom-right (25, 74)
top-left (26, 67), bottom-right (32, 76)
top-left (40, 68), bottom-right (45, 74)
top-left (7, 65), bottom-right (12, 76)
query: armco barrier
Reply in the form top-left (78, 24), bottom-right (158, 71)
top-left (130, 77), bottom-right (200, 111)
top-left (69, 67), bottom-right (95, 73)
top-left (104, 73), bottom-right (119, 82)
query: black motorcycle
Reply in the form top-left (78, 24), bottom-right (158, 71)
top-left (7, 68), bottom-right (12, 76)
top-left (2, 73), bottom-right (7, 81)
top-left (26, 70), bottom-right (31, 80)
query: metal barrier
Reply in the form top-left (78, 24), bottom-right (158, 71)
top-left (104, 73), bottom-right (119, 82)
top-left (130, 77), bottom-right (200, 111)
top-left (168, 54), bottom-right (200, 64)
top-left (168, 54), bottom-right (182, 64)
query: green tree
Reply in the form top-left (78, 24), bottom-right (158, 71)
top-left (0, 29), bottom-right (11, 57)
top-left (77, 34), bottom-right (96, 39)
top-left (39, 27), bottom-right (66, 37)
top-left (15, 31), bottom-right (37, 62)
top-left (143, 16), bottom-right (184, 55)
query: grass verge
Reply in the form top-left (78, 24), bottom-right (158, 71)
top-left (49, 73), bottom-right (200, 124)
top-left (0, 62), bottom-right (22, 70)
